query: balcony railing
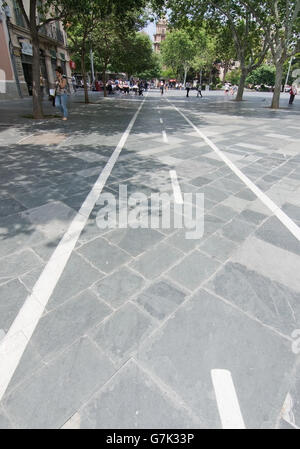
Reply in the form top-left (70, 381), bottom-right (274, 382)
top-left (39, 24), bottom-right (65, 45)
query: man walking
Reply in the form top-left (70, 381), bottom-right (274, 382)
top-left (289, 85), bottom-right (297, 104)
top-left (186, 81), bottom-right (191, 97)
top-left (160, 80), bottom-right (165, 95)
top-left (196, 81), bottom-right (203, 98)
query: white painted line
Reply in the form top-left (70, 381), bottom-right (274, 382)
top-left (281, 393), bottom-right (298, 428)
top-left (287, 126), bottom-right (300, 131)
top-left (167, 98), bottom-right (300, 242)
top-left (17, 134), bottom-right (35, 144)
top-left (0, 96), bottom-right (147, 402)
top-left (162, 130), bottom-right (168, 143)
top-left (235, 142), bottom-right (265, 150)
top-left (211, 369), bottom-right (246, 429)
top-left (160, 118), bottom-right (163, 124)
top-left (169, 170), bottom-right (183, 204)
top-left (265, 133), bottom-right (292, 140)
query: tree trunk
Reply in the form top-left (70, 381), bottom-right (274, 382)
top-left (31, 32), bottom-right (43, 118)
top-left (183, 67), bottom-right (188, 86)
top-left (236, 68), bottom-right (247, 101)
top-left (103, 67), bottom-right (107, 97)
top-left (81, 46), bottom-right (89, 104)
top-left (271, 62), bottom-right (284, 109)
top-left (223, 62), bottom-right (229, 82)
top-left (199, 69), bottom-right (202, 87)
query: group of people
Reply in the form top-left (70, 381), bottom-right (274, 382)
top-left (224, 82), bottom-right (238, 96)
top-left (48, 69), bottom-right (298, 121)
top-left (105, 79), bottom-right (150, 96)
top-left (159, 80), bottom-right (203, 98)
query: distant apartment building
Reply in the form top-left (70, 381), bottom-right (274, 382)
top-left (0, 0), bottom-right (72, 99)
top-left (154, 18), bottom-right (168, 53)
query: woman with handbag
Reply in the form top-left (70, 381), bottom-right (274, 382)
top-left (55, 67), bottom-right (68, 121)
top-left (289, 85), bottom-right (297, 104)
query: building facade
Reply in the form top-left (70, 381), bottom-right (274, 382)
top-left (0, 0), bottom-right (72, 99)
top-left (153, 18), bottom-right (168, 53)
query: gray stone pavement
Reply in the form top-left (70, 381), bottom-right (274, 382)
top-left (0, 89), bottom-right (300, 429)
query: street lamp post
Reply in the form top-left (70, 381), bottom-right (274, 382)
top-left (284, 56), bottom-right (294, 91)
top-left (90, 47), bottom-right (95, 90)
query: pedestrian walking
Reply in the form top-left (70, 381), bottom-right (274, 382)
top-left (138, 81), bottom-right (144, 96)
top-left (107, 79), bottom-right (113, 95)
top-left (186, 82), bottom-right (191, 97)
top-left (224, 82), bottom-right (230, 95)
top-left (160, 80), bottom-right (164, 95)
top-left (55, 67), bottom-right (68, 121)
top-left (196, 82), bottom-right (203, 98)
top-left (123, 80), bottom-right (130, 95)
top-left (71, 75), bottom-right (77, 93)
top-left (230, 84), bottom-right (238, 96)
top-left (289, 85), bottom-right (297, 104)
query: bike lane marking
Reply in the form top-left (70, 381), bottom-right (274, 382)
top-left (166, 97), bottom-right (300, 242)
top-left (211, 369), bottom-right (246, 429)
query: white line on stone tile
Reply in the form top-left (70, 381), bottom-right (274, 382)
top-left (169, 170), bottom-right (183, 204)
top-left (0, 96), bottom-right (147, 403)
top-left (167, 98), bottom-right (300, 242)
top-left (162, 130), bottom-right (168, 143)
top-left (280, 393), bottom-right (300, 429)
top-left (265, 133), bottom-right (292, 140)
top-left (234, 142), bottom-right (265, 150)
top-left (211, 369), bottom-right (246, 429)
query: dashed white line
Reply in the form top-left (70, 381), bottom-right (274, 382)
top-left (169, 170), bottom-right (183, 204)
top-left (0, 96), bottom-right (147, 402)
top-left (211, 369), bottom-right (246, 429)
top-left (162, 130), bottom-right (168, 143)
top-left (160, 118), bottom-right (163, 124)
top-left (167, 98), bottom-right (300, 242)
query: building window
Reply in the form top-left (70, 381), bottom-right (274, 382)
top-left (12, 0), bottom-right (25, 27)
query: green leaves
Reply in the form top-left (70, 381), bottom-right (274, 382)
top-left (161, 29), bottom-right (196, 77)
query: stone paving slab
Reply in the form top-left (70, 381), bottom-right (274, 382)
top-left (2, 337), bottom-right (115, 429)
top-left (78, 360), bottom-right (201, 429)
top-left (167, 250), bottom-right (220, 291)
top-left (0, 279), bottom-right (29, 333)
top-left (31, 289), bottom-right (112, 362)
top-left (90, 302), bottom-right (155, 366)
top-left (230, 236), bottom-right (300, 293)
top-left (46, 252), bottom-right (103, 311)
top-left (255, 216), bottom-right (300, 255)
top-left (136, 279), bottom-right (187, 321)
top-left (0, 249), bottom-right (42, 285)
top-left (93, 266), bottom-right (145, 309)
top-left (206, 261), bottom-right (300, 337)
top-left (77, 237), bottom-right (131, 274)
top-left (0, 408), bottom-right (12, 429)
top-left (0, 90), bottom-right (299, 428)
top-left (0, 212), bottom-right (46, 259)
top-left (137, 289), bottom-right (295, 429)
top-left (129, 242), bottom-right (183, 280)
